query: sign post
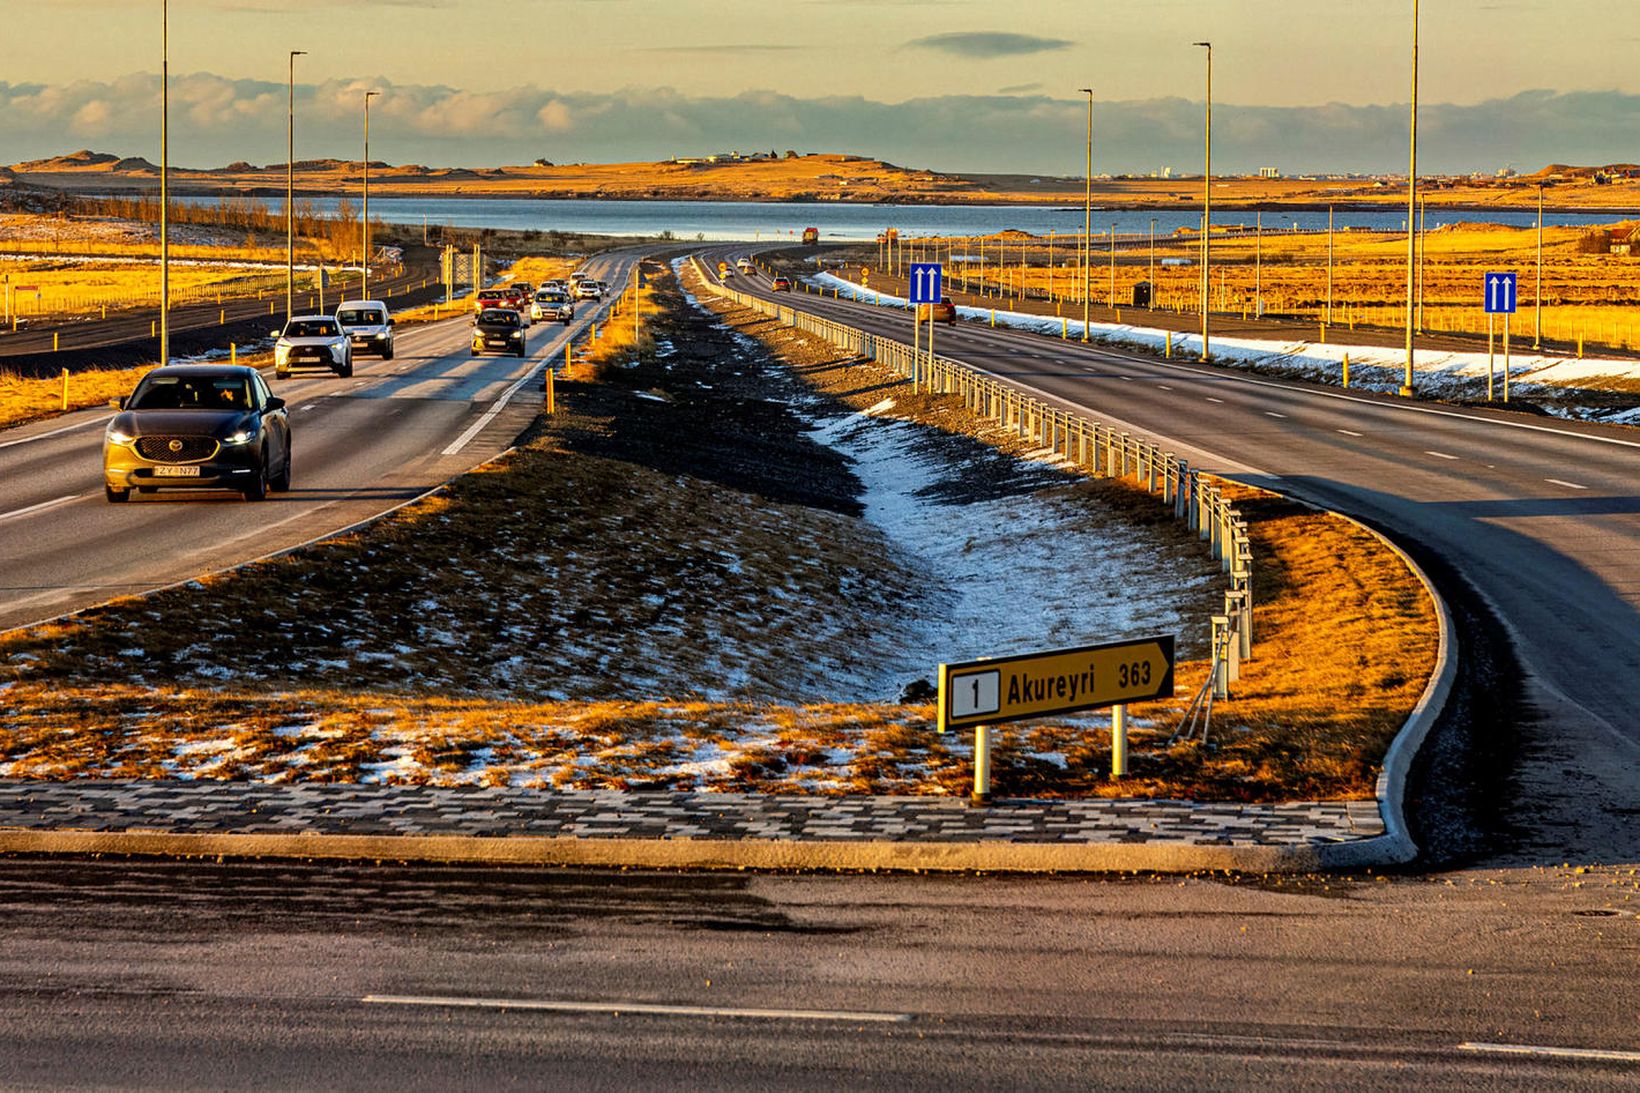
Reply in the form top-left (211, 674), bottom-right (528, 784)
top-left (909, 262), bottom-right (942, 395)
top-left (1484, 271), bottom-right (1517, 403)
top-left (939, 635), bottom-right (1175, 801)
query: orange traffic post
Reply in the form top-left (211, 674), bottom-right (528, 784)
top-left (60, 367), bottom-right (68, 410)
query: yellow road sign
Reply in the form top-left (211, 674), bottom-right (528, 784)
top-left (937, 636), bottom-right (1175, 732)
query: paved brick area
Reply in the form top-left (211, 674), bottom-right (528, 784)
top-left (0, 781), bottom-right (1384, 848)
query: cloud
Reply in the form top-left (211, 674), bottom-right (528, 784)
top-left (903, 32), bottom-right (1074, 59)
top-left (2, 75), bottom-right (1637, 177)
top-left (997, 83), bottom-right (1044, 95)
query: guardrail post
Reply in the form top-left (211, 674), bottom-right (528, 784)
top-left (1211, 616), bottom-right (1231, 700)
top-left (1179, 463), bottom-right (1191, 522)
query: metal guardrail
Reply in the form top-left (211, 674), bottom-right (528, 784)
top-left (691, 256), bottom-right (1254, 709)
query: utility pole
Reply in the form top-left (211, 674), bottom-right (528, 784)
top-left (1327, 204), bottom-right (1334, 324)
top-left (1149, 217), bottom-right (1156, 308)
top-left (362, 90), bottom-right (380, 300)
top-left (1402, 0), bottom-right (1419, 397)
top-left (1108, 222), bottom-right (1117, 306)
top-left (286, 49), bottom-right (306, 324)
top-left (1535, 183), bottom-right (1545, 348)
top-left (159, 0), bottom-right (170, 367)
top-left (1193, 42), bottom-right (1212, 361)
top-left (1080, 87), bottom-right (1094, 341)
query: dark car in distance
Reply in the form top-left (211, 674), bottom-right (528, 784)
top-left (471, 308), bottom-right (527, 356)
top-left (769, 276), bottom-right (792, 292)
top-left (103, 364), bottom-right (291, 503)
top-left (916, 296), bottom-right (957, 324)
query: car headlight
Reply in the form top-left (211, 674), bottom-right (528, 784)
top-left (274, 346), bottom-right (289, 360)
top-left (106, 428), bottom-right (135, 445)
top-left (224, 426), bottom-right (258, 445)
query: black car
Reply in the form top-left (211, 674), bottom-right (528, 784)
top-left (472, 308), bottom-right (527, 356)
top-left (102, 365), bottom-right (292, 503)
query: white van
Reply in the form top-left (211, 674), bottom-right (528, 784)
top-left (334, 299), bottom-right (396, 360)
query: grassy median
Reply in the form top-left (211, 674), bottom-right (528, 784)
top-left (0, 261), bottom-right (1438, 801)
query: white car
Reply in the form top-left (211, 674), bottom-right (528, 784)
top-left (273, 315), bottom-right (352, 379)
top-left (531, 291), bottom-right (575, 324)
top-left (334, 299), bottom-right (396, 360)
top-left (575, 281), bottom-right (602, 300)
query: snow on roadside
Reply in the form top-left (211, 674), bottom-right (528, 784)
top-left (811, 272), bottom-right (1640, 425)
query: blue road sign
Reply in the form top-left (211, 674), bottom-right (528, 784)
top-left (909, 262), bottom-right (943, 305)
top-left (1485, 271), bottom-right (1518, 314)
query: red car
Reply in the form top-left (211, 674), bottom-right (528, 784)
top-left (916, 297), bottom-right (957, 324)
top-left (770, 276), bottom-right (792, 292)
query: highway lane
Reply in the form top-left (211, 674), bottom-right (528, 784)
top-left (1, 859), bottom-right (1637, 1090)
top-left (0, 249), bottom-right (646, 632)
top-left (717, 251), bottom-right (1640, 863)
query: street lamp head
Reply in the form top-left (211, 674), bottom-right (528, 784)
top-left (291, 50), bottom-right (306, 57)
top-left (1078, 87), bottom-right (1094, 95)
top-left (1193, 41), bottom-right (1211, 48)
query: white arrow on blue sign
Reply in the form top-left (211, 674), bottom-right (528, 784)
top-left (1485, 271), bottom-right (1518, 314)
top-left (909, 262), bottom-right (943, 305)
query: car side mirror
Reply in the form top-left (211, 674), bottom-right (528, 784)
top-left (387, 317), bottom-right (396, 327)
top-left (264, 396), bottom-right (286, 412)
top-left (270, 330), bottom-right (282, 338)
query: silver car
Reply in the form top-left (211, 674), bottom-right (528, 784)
top-left (273, 315), bottom-right (353, 379)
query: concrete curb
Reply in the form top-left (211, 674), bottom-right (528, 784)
top-left (0, 828), bottom-right (1339, 874)
top-left (1311, 514), bottom-right (1458, 869)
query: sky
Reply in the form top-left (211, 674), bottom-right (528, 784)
top-left (2, 0), bottom-right (1637, 174)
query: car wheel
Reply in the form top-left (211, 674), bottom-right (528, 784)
top-left (242, 456), bottom-right (268, 502)
top-left (383, 344), bottom-right (394, 361)
top-left (338, 362), bottom-right (353, 378)
top-left (105, 485), bottom-right (130, 504)
top-left (270, 443), bottom-right (291, 493)
top-left (276, 368), bottom-right (290, 380)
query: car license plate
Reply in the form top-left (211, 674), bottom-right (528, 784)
top-left (154, 465), bottom-right (201, 477)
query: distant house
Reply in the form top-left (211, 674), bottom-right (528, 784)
top-left (1258, 166), bottom-right (1281, 179)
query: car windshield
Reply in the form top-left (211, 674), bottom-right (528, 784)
top-left (130, 374), bottom-right (254, 411)
top-left (336, 309), bottom-right (383, 325)
top-left (480, 310), bottom-right (519, 326)
top-left (284, 320), bottom-right (338, 338)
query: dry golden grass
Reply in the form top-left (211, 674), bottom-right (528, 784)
top-left (0, 364), bottom-right (152, 430)
top-left (1, 257), bottom-right (302, 318)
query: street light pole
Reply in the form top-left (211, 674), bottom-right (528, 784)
top-left (1535, 183), bottom-right (1544, 348)
top-left (286, 50), bottom-right (306, 324)
top-left (159, 0), bottom-right (169, 366)
top-left (1255, 211), bottom-right (1262, 317)
top-left (1080, 88), bottom-right (1093, 341)
top-left (1193, 42), bottom-right (1212, 362)
top-left (1109, 222), bottom-right (1116, 306)
top-left (1327, 204), bottom-right (1334, 325)
top-left (1402, 0), bottom-right (1419, 397)
top-left (362, 90), bottom-right (380, 300)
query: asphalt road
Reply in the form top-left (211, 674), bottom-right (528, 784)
top-left (719, 251), bottom-right (1640, 865)
top-left (0, 859), bottom-right (1636, 1090)
top-left (0, 249), bottom-right (644, 632)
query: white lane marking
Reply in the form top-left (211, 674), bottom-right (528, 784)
top-left (299, 403), bottom-right (317, 411)
top-left (361, 994), bottom-right (913, 1024)
top-left (1458, 1041), bottom-right (1640, 1063)
top-left (440, 353), bottom-right (553, 457)
top-left (1118, 375), bottom-right (1133, 381)
top-left (0, 414), bottom-right (111, 450)
top-left (1156, 384), bottom-right (1173, 391)
top-left (1265, 411), bottom-right (1287, 419)
top-left (1545, 478), bottom-right (1589, 490)
top-left (0, 493), bottom-right (85, 525)
top-left (1425, 450), bottom-right (1459, 460)
top-left (1205, 396), bottom-right (1225, 403)
top-left (1337, 429), bottom-right (1364, 437)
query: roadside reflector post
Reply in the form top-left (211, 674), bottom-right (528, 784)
top-left (565, 340), bottom-right (573, 378)
top-left (990, 309), bottom-right (996, 328)
top-left (1062, 317), bottom-right (1068, 340)
top-left (1577, 332), bottom-right (1584, 359)
top-left (972, 725), bottom-right (993, 805)
top-left (220, 308), bottom-right (226, 325)
top-left (1342, 353), bottom-right (1350, 388)
top-left (1165, 330), bottom-right (1172, 358)
top-left (230, 343), bottom-right (237, 365)
top-left (1110, 705), bottom-right (1128, 778)
top-left (1319, 321), bottom-right (1326, 344)
top-left (60, 367), bottom-right (68, 409)
top-left (53, 332), bottom-right (59, 352)
top-left (151, 320), bottom-right (156, 337)
top-left (545, 367), bottom-right (556, 414)
top-left (102, 304), bottom-right (107, 320)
